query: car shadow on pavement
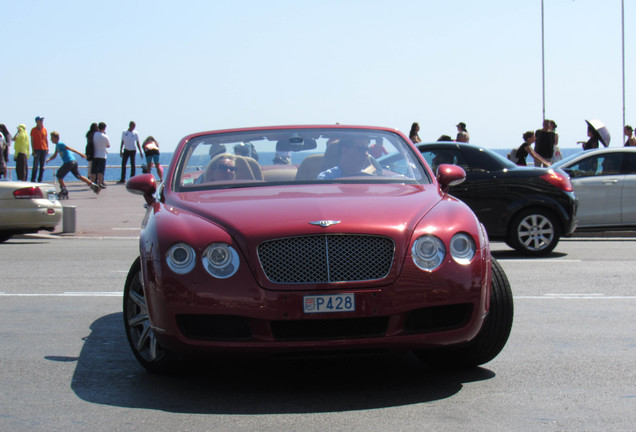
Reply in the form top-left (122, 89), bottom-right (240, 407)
top-left (491, 250), bottom-right (567, 260)
top-left (68, 313), bottom-right (495, 414)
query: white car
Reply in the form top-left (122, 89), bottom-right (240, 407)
top-left (0, 181), bottom-right (62, 242)
top-left (551, 147), bottom-right (636, 230)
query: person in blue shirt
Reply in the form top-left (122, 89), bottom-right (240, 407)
top-left (47, 131), bottom-right (100, 197)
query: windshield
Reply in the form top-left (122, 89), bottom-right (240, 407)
top-left (173, 128), bottom-right (430, 191)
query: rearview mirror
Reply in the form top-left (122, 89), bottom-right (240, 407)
top-left (276, 138), bottom-right (317, 152)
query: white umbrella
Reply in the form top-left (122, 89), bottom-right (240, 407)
top-left (586, 119), bottom-right (611, 147)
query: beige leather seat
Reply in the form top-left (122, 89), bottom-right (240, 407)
top-left (295, 154), bottom-right (324, 180)
top-left (235, 156), bottom-right (263, 180)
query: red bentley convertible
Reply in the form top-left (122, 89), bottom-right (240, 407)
top-left (124, 125), bottom-right (513, 372)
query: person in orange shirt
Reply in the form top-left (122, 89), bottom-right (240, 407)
top-left (30, 116), bottom-right (49, 182)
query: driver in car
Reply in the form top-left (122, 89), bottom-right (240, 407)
top-left (318, 137), bottom-right (374, 180)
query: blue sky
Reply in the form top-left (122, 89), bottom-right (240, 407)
top-left (2, 0), bottom-right (633, 152)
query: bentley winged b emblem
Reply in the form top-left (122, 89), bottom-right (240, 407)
top-left (309, 220), bottom-right (341, 228)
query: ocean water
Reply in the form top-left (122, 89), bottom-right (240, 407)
top-left (3, 153), bottom-right (175, 183)
top-left (2, 147), bottom-right (585, 183)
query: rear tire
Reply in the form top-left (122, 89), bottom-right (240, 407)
top-left (415, 257), bottom-right (514, 368)
top-left (508, 208), bottom-right (560, 256)
top-left (123, 257), bottom-right (178, 373)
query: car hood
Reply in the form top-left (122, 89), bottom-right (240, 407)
top-left (168, 183), bottom-right (442, 247)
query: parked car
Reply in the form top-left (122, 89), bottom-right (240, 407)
top-left (418, 142), bottom-right (577, 256)
top-left (0, 181), bottom-right (62, 242)
top-left (123, 125), bottom-right (513, 373)
top-left (551, 147), bottom-right (636, 230)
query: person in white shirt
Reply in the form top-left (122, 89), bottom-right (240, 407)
top-left (118, 121), bottom-right (142, 183)
top-left (92, 122), bottom-right (110, 188)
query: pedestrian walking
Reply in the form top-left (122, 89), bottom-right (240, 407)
top-left (92, 122), bottom-right (110, 189)
top-left (118, 121), bottom-right (142, 183)
top-left (624, 125), bottom-right (636, 147)
top-left (0, 124), bottom-right (10, 179)
top-left (46, 131), bottom-right (100, 198)
top-left (30, 116), bottom-right (48, 182)
top-left (534, 119), bottom-right (556, 167)
top-left (409, 122), bottom-right (422, 143)
top-left (13, 124), bottom-right (30, 181)
top-left (456, 122), bottom-right (469, 143)
top-left (579, 123), bottom-right (600, 150)
top-left (142, 136), bottom-right (163, 182)
top-left (515, 131), bottom-right (550, 167)
top-left (85, 123), bottom-right (98, 181)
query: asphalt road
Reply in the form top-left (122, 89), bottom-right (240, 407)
top-left (0, 235), bottom-right (635, 432)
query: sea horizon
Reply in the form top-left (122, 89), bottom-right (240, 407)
top-left (1, 147), bottom-right (587, 183)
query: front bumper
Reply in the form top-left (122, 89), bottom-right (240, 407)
top-left (140, 253), bottom-right (490, 356)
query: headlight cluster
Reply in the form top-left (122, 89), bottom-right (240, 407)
top-left (166, 242), bottom-right (239, 278)
top-left (411, 233), bottom-right (475, 271)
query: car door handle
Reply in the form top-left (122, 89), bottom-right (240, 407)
top-left (602, 179), bottom-right (619, 184)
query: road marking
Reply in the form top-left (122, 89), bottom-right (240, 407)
top-left (563, 237), bottom-right (636, 241)
top-left (502, 259), bottom-right (582, 263)
top-left (0, 292), bottom-right (122, 297)
top-left (516, 295), bottom-right (636, 299)
top-left (1, 292), bottom-right (635, 300)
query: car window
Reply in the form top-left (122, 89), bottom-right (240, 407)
top-left (173, 128), bottom-right (430, 191)
top-left (564, 153), bottom-right (624, 177)
top-left (462, 147), bottom-right (514, 172)
top-left (624, 153), bottom-right (636, 174)
top-left (420, 149), bottom-right (470, 173)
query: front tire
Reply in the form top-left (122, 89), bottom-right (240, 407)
top-left (508, 208), bottom-right (560, 256)
top-left (123, 257), bottom-right (177, 373)
top-left (415, 257), bottom-right (514, 368)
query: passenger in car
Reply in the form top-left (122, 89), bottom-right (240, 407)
top-left (317, 137), bottom-right (372, 179)
top-left (204, 153), bottom-right (236, 182)
top-left (233, 142), bottom-right (259, 161)
top-left (431, 150), bottom-right (455, 175)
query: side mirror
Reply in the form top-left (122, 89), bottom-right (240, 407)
top-left (126, 174), bottom-right (157, 205)
top-left (436, 164), bottom-right (466, 192)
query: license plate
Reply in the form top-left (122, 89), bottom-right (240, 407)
top-left (303, 294), bottom-right (355, 314)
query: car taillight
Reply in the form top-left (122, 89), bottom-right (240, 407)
top-left (541, 170), bottom-right (573, 192)
top-left (13, 186), bottom-right (44, 199)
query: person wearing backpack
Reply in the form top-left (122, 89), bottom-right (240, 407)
top-left (515, 131), bottom-right (550, 167)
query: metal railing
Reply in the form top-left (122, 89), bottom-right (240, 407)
top-left (2, 164), bottom-right (147, 183)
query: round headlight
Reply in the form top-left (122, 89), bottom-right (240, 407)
top-left (412, 235), bottom-right (445, 271)
top-left (203, 243), bottom-right (239, 279)
top-left (166, 243), bottom-right (196, 274)
top-left (450, 233), bottom-right (476, 264)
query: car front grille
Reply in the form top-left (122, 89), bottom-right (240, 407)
top-left (257, 234), bottom-right (395, 283)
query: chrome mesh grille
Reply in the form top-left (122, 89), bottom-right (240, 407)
top-left (258, 235), bottom-right (394, 283)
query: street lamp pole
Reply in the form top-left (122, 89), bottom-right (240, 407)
top-left (541, 0), bottom-right (546, 123)
top-left (622, 0), bottom-right (625, 141)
